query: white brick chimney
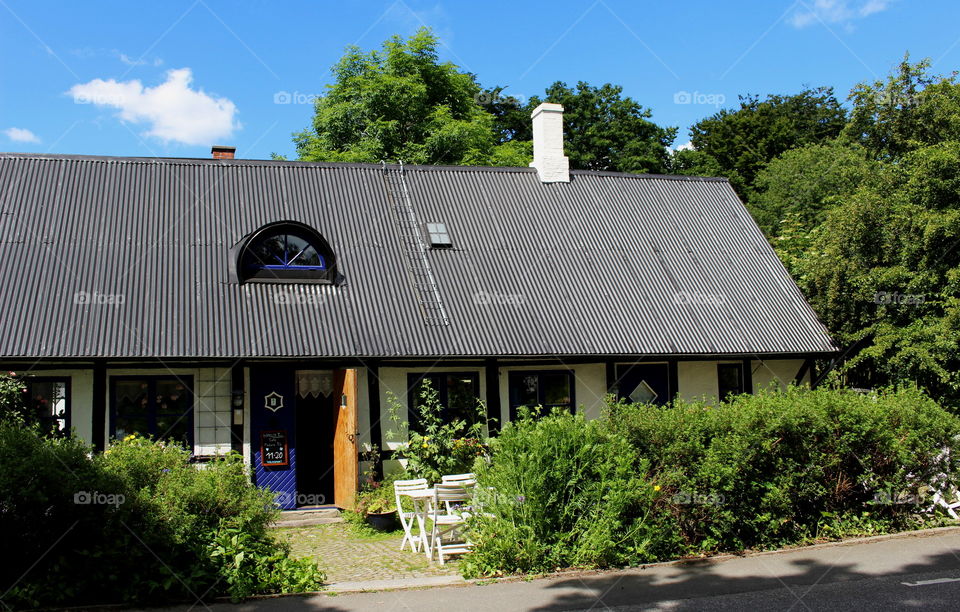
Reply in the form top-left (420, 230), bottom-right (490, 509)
top-left (529, 102), bottom-right (570, 183)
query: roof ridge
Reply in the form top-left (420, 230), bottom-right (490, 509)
top-left (0, 152), bottom-right (729, 181)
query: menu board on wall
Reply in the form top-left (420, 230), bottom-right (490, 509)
top-left (260, 430), bottom-right (289, 467)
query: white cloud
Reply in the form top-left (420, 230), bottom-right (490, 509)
top-left (675, 141), bottom-right (695, 152)
top-left (117, 53), bottom-right (163, 67)
top-left (68, 68), bottom-right (239, 146)
top-left (3, 127), bottom-right (40, 143)
top-left (790, 0), bottom-right (891, 28)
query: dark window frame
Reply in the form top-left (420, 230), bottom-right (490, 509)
top-left (614, 362), bottom-right (672, 406)
top-left (406, 372), bottom-right (481, 432)
top-left (507, 370), bottom-right (576, 421)
top-left (24, 377), bottom-right (71, 438)
top-left (717, 363), bottom-right (745, 400)
top-left (237, 221), bottom-right (337, 284)
top-left (110, 375), bottom-right (195, 448)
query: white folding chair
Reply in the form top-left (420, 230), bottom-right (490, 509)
top-left (440, 473), bottom-right (476, 512)
top-left (394, 478), bottom-right (429, 552)
top-left (441, 473), bottom-right (476, 485)
top-left (429, 483), bottom-right (474, 564)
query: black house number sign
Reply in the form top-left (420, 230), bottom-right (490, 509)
top-left (260, 430), bottom-right (289, 467)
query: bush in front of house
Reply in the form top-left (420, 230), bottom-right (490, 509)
top-left (460, 408), bottom-right (666, 577)
top-left (461, 387), bottom-right (960, 577)
top-left (610, 385), bottom-right (960, 552)
top-left (0, 420), bottom-right (324, 609)
top-left (0, 415), bottom-right (128, 607)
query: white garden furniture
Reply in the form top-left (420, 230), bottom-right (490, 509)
top-left (428, 483), bottom-right (474, 564)
top-left (394, 478), bottom-right (430, 552)
top-left (440, 473), bottom-right (476, 512)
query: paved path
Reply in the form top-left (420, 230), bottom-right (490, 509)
top-left (172, 527), bottom-right (960, 611)
top-left (275, 523), bottom-right (459, 585)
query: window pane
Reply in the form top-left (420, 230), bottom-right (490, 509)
top-left (115, 415), bottom-right (149, 440)
top-left (156, 379), bottom-right (189, 414)
top-left (252, 234), bottom-right (286, 266)
top-left (717, 364), bottom-right (743, 399)
top-left (285, 235), bottom-right (324, 267)
top-left (113, 378), bottom-right (192, 446)
top-left (509, 374), bottom-right (539, 408)
top-left (115, 380), bottom-right (149, 416)
top-left (445, 374), bottom-right (480, 426)
top-left (408, 374), bottom-right (441, 432)
top-left (155, 413), bottom-right (190, 447)
top-left (541, 373), bottom-right (572, 407)
top-left (292, 245), bottom-right (324, 267)
top-left (27, 381), bottom-right (69, 436)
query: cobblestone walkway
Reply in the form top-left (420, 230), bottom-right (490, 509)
top-left (276, 522), bottom-right (460, 584)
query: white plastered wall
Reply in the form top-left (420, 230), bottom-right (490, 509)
top-left (751, 359), bottom-right (807, 393)
top-left (677, 361), bottom-right (720, 403)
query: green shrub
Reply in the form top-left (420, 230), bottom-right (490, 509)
top-left (460, 409), bottom-right (664, 577)
top-left (0, 371), bottom-right (29, 423)
top-left (0, 418), bottom-right (128, 607)
top-left (461, 386), bottom-right (960, 578)
top-left (608, 385), bottom-right (960, 552)
top-left (0, 426), bottom-right (324, 608)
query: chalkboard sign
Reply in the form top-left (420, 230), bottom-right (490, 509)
top-left (260, 430), bottom-right (289, 467)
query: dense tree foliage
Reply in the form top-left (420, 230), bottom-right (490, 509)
top-left (538, 81), bottom-right (676, 173)
top-left (296, 29), bottom-right (675, 173)
top-left (780, 142), bottom-right (960, 403)
top-left (673, 87), bottom-right (847, 195)
top-left (294, 28), bottom-right (527, 166)
top-left (771, 60), bottom-right (960, 404)
top-left (751, 141), bottom-right (880, 236)
top-left (844, 55), bottom-right (960, 159)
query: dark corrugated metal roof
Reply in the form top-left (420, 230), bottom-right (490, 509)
top-left (0, 153), bottom-right (836, 358)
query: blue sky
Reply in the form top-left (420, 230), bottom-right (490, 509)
top-left (2, 0), bottom-right (959, 160)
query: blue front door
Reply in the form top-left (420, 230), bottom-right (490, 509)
top-left (250, 366), bottom-right (298, 509)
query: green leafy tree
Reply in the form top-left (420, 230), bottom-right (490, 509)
top-left (294, 28), bottom-right (519, 166)
top-left (482, 81), bottom-right (676, 174)
top-left (540, 81), bottom-right (676, 173)
top-left (843, 55), bottom-right (960, 160)
top-left (678, 87), bottom-right (847, 195)
top-left (386, 379), bottom-right (488, 482)
top-left (793, 142), bottom-right (960, 404)
top-left (751, 141), bottom-right (880, 236)
top-left (668, 147), bottom-right (728, 180)
top-left (0, 371), bottom-right (28, 423)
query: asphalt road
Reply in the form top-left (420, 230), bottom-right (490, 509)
top-left (169, 527), bottom-right (960, 611)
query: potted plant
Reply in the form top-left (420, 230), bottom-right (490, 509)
top-left (356, 480), bottom-right (397, 531)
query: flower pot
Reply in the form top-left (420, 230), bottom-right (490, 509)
top-left (365, 510), bottom-right (397, 531)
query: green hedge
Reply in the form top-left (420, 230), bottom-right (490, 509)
top-left (612, 386), bottom-right (960, 552)
top-left (0, 425), bottom-right (323, 609)
top-left (463, 387), bottom-right (960, 577)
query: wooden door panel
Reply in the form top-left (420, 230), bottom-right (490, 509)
top-left (332, 369), bottom-right (358, 509)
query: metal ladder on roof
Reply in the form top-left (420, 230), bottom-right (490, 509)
top-left (381, 162), bottom-right (450, 327)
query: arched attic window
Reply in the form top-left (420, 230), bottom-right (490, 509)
top-left (237, 221), bottom-right (337, 283)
